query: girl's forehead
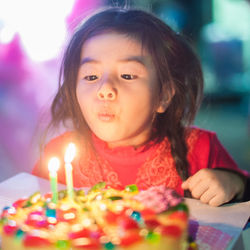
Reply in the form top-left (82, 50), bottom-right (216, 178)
top-left (83, 32), bottom-right (143, 48)
top-left (80, 32), bottom-right (148, 58)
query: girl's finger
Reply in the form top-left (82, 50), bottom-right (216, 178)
top-left (190, 181), bottom-right (209, 199)
top-left (199, 189), bottom-right (217, 204)
top-left (181, 178), bottom-right (190, 189)
top-left (207, 194), bottom-right (225, 207)
top-left (186, 169), bottom-right (214, 191)
top-left (185, 174), bottom-right (203, 191)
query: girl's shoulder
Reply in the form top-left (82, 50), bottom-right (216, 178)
top-left (184, 126), bottom-right (218, 149)
top-left (32, 131), bottom-right (84, 178)
top-left (46, 131), bottom-right (77, 145)
top-left (185, 126), bottom-right (216, 139)
top-left (45, 130), bottom-right (74, 144)
top-left (43, 131), bottom-right (82, 156)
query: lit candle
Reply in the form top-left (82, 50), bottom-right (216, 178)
top-left (64, 143), bottom-right (76, 200)
top-left (48, 157), bottom-right (60, 203)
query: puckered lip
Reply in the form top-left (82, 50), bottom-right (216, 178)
top-left (97, 111), bottom-right (115, 122)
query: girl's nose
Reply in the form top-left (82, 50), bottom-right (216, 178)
top-left (97, 81), bottom-right (116, 101)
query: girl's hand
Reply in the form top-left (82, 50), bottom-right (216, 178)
top-left (181, 169), bottom-right (245, 206)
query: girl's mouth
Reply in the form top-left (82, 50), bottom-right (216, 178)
top-left (98, 113), bottom-right (115, 122)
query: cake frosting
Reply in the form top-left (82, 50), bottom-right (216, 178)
top-left (0, 183), bottom-right (196, 250)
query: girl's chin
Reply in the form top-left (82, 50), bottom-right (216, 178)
top-left (97, 135), bottom-right (148, 149)
top-left (93, 128), bottom-right (151, 148)
top-left (94, 133), bottom-right (133, 148)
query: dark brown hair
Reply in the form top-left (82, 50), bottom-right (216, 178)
top-left (49, 8), bottom-right (203, 183)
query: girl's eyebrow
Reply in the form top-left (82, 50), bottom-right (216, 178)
top-left (80, 56), bottom-right (148, 66)
top-left (119, 56), bottom-right (148, 67)
top-left (80, 57), bottom-right (98, 65)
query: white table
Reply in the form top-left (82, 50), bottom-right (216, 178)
top-left (0, 172), bottom-right (249, 250)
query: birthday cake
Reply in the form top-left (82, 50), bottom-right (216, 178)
top-left (0, 183), bottom-right (195, 250)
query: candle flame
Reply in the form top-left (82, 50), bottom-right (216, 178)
top-left (64, 143), bottom-right (76, 163)
top-left (48, 157), bottom-right (60, 172)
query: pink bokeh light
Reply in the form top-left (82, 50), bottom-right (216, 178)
top-left (0, 0), bottom-right (103, 181)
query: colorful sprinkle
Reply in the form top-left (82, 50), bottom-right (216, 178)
top-left (130, 211), bottom-right (142, 222)
top-left (161, 225), bottom-right (182, 238)
top-left (45, 207), bottom-right (56, 218)
top-left (90, 182), bottom-right (106, 192)
top-left (104, 241), bottom-right (115, 250)
top-left (29, 192), bottom-right (42, 204)
top-left (23, 234), bottom-right (51, 247)
top-left (144, 219), bottom-right (160, 230)
top-left (12, 198), bottom-right (28, 208)
top-left (173, 203), bottom-right (189, 213)
top-left (3, 221), bottom-right (17, 235)
top-left (56, 240), bottom-right (70, 248)
top-left (15, 229), bottom-right (25, 239)
top-left (108, 196), bottom-right (123, 201)
top-left (146, 231), bottom-right (161, 243)
top-left (125, 184), bottom-right (138, 193)
top-left (120, 231), bottom-right (142, 246)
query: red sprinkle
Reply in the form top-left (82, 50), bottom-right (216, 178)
top-left (140, 208), bottom-right (156, 219)
top-left (25, 211), bottom-right (49, 228)
top-left (3, 224), bottom-right (18, 235)
top-left (168, 211), bottom-right (188, 221)
top-left (44, 192), bottom-right (53, 199)
top-left (57, 208), bottom-right (77, 223)
top-left (144, 219), bottom-right (160, 229)
top-left (119, 216), bottom-right (139, 230)
top-left (1, 210), bottom-right (9, 218)
top-left (69, 228), bottom-right (90, 239)
top-left (161, 225), bottom-right (182, 238)
top-left (12, 198), bottom-right (28, 208)
top-left (105, 211), bottom-right (121, 224)
top-left (23, 234), bottom-right (51, 247)
top-left (120, 231), bottom-right (142, 246)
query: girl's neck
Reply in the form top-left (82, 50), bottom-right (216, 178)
top-left (91, 132), bottom-right (157, 151)
top-left (106, 133), bottom-right (154, 150)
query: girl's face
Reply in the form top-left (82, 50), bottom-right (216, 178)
top-left (76, 32), bottom-right (165, 148)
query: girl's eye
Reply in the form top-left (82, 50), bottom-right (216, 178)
top-left (84, 75), bottom-right (98, 81)
top-left (121, 74), bottom-right (137, 80)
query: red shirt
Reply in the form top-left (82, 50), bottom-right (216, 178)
top-left (32, 127), bottom-right (246, 196)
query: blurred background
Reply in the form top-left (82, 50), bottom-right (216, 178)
top-left (0, 0), bottom-right (250, 182)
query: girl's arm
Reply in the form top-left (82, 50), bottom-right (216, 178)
top-left (181, 168), bottom-right (247, 206)
top-left (183, 128), bottom-right (249, 206)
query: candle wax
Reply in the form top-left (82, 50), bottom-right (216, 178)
top-left (65, 163), bottom-right (74, 200)
top-left (49, 172), bottom-right (58, 203)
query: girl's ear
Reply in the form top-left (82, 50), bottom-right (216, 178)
top-left (156, 85), bottom-right (175, 113)
top-left (156, 103), bottom-right (167, 113)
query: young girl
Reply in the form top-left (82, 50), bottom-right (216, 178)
top-left (33, 8), bottom-right (249, 206)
